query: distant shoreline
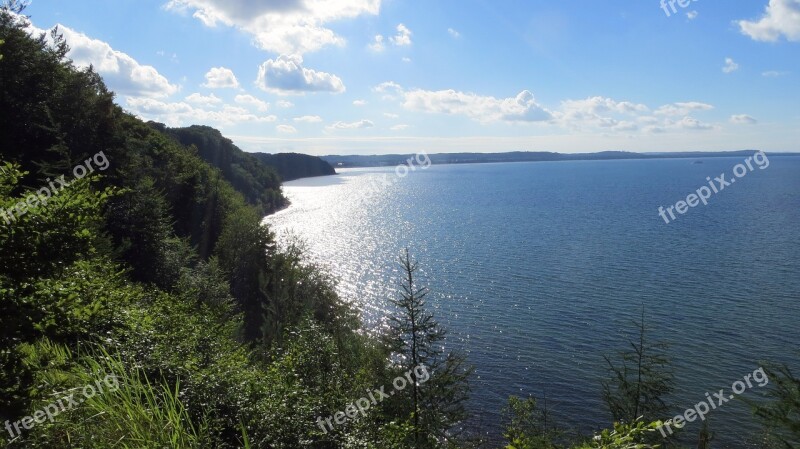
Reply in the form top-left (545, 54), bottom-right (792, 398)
top-left (321, 150), bottom-right (800, 168)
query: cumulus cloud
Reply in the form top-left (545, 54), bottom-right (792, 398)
top-left (391, 124), bottom-right (409, 131)
top-left (723, 57), bottom-right (740, 74)
top-left (277, 100), bottom-right (295, 108)
top-left (126, 97), bottom-right (276, 127)
top-left (390, 24), bottom-right (412, 46)
top-left (353, 99), bottom-right (367, 106)
top-left (165, 0), bottom-right (381, 54)
top-left (294, 115), bottom-right (324, 123)
top-left (738, 0), bottom-right (800, 42)
top-left (369, 34), bottom-right (385, 52)
top-left (185, 92), bottom-right (223, 106)
top-left (674, 116), bottom-right (714, 130)
top-left (377, 79), bottom-right (715, 134)
top-left (235, 94), bottom-right (270, 111)
top-left (448, 28), bottom-right (461, 38)
top-left (326, 119), bottom-right (375, 130)
top-left (256, 54), bottom-right (345, 95)
top-left (203, 67), bottom-right (240, 88)
top-left (276, 124), bottom-right (298, 133)
top-left (373, 81), bottom-right (404, 100)
top-left (730, 114), bottom-right (758, 124)
top-left (554, 96), bottom-right (649, 129)
top-left (655, 102), bottom-right (714, 116)
top-left (43, 24), bottom-right (178, 98)
top-left (403, 89), bottom-right (552, 123)
top-left (687, 10), bottom-right (699, 20)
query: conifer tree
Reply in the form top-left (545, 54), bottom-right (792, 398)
top-left (385, 249), bottom-right (472, 448)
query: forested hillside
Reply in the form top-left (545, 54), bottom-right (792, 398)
top-left (252, 152), bottom-right (337, 182)
top-left (156, 124), bottom-right (286, 215)
top-left (0, 8), bottom-right (471, 448)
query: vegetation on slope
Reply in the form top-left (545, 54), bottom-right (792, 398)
top-left (252, 152), bottom-right (337, 182)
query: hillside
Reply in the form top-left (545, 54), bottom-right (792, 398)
top-left (154, 124), bottom-right (286, 215)
top-left (252, 152), bottom-right (337, 182)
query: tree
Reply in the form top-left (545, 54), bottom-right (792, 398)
top-left (750, 364), bottom-right (800, 448)
top-left (384, 249), bottom-right (472, 448)
top-left (602, 309), bottom-right (674, 425)
top-left (503, 395), bottom-right (562, 449)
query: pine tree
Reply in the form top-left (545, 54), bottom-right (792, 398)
top-left (601, 309), bottom-right (674, 424)
top-left (385, 249), bottom-right (473, 448)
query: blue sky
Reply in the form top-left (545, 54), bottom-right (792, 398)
top-left (23, 0), bottom-right (800, 155)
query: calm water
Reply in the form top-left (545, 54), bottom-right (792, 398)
top-left (265, 157), bottom-right (800, 447)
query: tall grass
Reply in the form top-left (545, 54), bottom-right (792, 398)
top-left (14, 347), bottom-right (211, 448)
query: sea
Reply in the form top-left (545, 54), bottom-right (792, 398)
top-left (264, 155), bottom-right (800, 447)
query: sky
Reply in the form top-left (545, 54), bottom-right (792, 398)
top-left (20, 0), bottom-right (800, 155)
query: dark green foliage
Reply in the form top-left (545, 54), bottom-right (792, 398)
top-left (260, 239), bottom-right (355, 349)
top-left (602, 311), bottom-right (674, 425)
top-left (161, 124), bottom-right (286, 215)
top-left (751, 364), bottom-right (800, 448)
top-left (0, 12), bottom-right (119, 183)
top-left (253, 152), bottom-right (336, 182)
top-left (503, 396), bottom-right (562, 449)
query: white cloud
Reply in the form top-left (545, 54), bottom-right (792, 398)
top-left (256, 54), bottom-right (345, 95)
top-left (674, 116), bottom-right (714, 130)
top-left (373, 81), bottom-right (404, 100)
top-left (383, 112), bottom-right (399, 118)
top-left (277, 100), bottom-right (295, 108)
top-left (378, 79), bottom-right (715, 134)
top-left (402, 57), bottom-right (412, 63)
top-left (390, 124), bottom-right (409, 131)
top-left (203, 67), bottom-right (240, 88)
top-left (448, 27), bottom-right (461, 38)
top-left (294, 115), bottom-right (324, 123)
top-left (723, 57), bottom-right (740, 74)
top-left (403, 89), bottom-right (552, 123)
top-left (730, 114), bottom-right (758, 124)
top-left (185, 92), bottom-right (223, 106)
top-left (655, 102), bottom-right (714, 116)
top-left (612, 121), bottom-right (639, 132)
top-left (46, 25), bottom-right (178, 98)
top-left (276, 124), bottom-right (298, 134)
top-left (353, 99), bottom-right (367, 106)
top-left (555, 96), bottom-right (649, 129)
top-left (326, 119), bottom-right (375, 130)
top-left (762, 70), bottom-right (789, 77)
top-left (165, 0), bottom-right (381, 54)
top-left (235, 94), bottom-right (270, 111)
top-left (369, 34), bottom-right (385, 52)
top-left (687, 10), bottom-right (699, 20)
top-left (390, 23), bottom-right (412, 46)
top-left (738, 0), bottom-right (800, 42)
top-left (125, 97), bottom-right (276, 127)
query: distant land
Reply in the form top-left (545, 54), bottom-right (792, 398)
top-left (252, 152), bottom-right (336, 182)
top-left (322, 150), bottom-right (800, 168)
